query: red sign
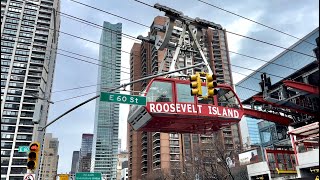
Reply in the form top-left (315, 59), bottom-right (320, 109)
top-left (147, 102), bottom-right (243, 119)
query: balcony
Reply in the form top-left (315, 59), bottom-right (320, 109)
top-left (29, 66), bottom-right (43, 72)
top-left (28, 72), bottom-right (42, 77)
top-left (37, 19), bottom-right (50, 25)
top-left (296, 149), bottom-right (319, 169)
top-left (33, 41), bottom-right (47, 47)
top-left (25, 85), bottom-right (38, 90)
top-left (27, 78), bottom-right (41, 84)
top-left (30, 59), bottom-right (44, 64)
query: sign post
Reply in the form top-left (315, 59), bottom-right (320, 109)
top-left (18, 146), bottom-right (30, 152)
top-left (100, 92), bottom-right (146, 106)
top-left (75, 172), bottom-right (102, 180)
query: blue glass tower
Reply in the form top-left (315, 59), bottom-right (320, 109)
top-left (91, 22), bottom-right (122, 179)
top-left (236, 28), bottom-right (319, 148)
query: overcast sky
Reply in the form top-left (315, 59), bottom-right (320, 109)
top-left (46, 0), bottom-right (319, 173)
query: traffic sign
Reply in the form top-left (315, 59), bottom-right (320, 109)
top-left (19, 146), bottom-right (29, 152)
top-left (100, 92), bottom-right (146, 106)
top-left (75, 172), bottom-right (102, 180)
top-left (24, 174), bottom-right (35, 180)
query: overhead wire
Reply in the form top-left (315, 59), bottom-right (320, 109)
top-left (59, 10), bottom-right (299, 71)
top-left (2, 11), bottom-right (288, 97)
top-left (128, 0), bottom-right (315, 58)
top-left (2, 12), bottom-right (288, 98)
top-left (9, 2), bottom-right (306, 73)
top-left (3, 3), bottom-right (307, 102)
top-left (196, 0), bottom-right (317, 46)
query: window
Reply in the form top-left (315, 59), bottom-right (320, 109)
top-left (4, 103), bottom-right (20, 110)
top-left (1, 118), bottom-right (17, 124)
top-left (6, 96), bottom-right (21, 102)
top-left (16, 134), bottom-right (32, 141)
top-left (15, 50), bottom-right (30, 55)
top-left (146, 81), bottom-right (173, 102)
top-left (2, 110), bottom-right (19, 117)
top-left (2, 61), bottom-right (10, 66)
top-left (176, 83), bottom-right (194, 103)
top-left (198, 86), bottom-right (214, 105)
top-left (14, 56), bottom-right (28, 62)
top-left (1, 67), bottom-right (9, 73)
top-left (1, 74), bottom-right (8, 79)
top-left (1, 41), bottom-right (14, 47)
top-left (13, 62), bottom-right (27, 68)
top-left (11, 68), bottom-right (26, 75)
top-left (7, 89), bottom-right (22, 95)
top-left (1, 134), bottom-right (14, 140)
top-left (1, 81), bottom-right (6, 87)
top-left (217, 88), bottom-right (240, 109)
top-left (1, 125), bottom-right (15, 132)
top-left (3, 29), bottom-right (17, 35)
top-left (1, 54), bottom-right (12, 60)
top-left (10, 75), bottom-right (25, 81)
top-left (1, 48), bottom-right (13, 53)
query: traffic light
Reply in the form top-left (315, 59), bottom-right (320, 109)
top-left (189, 72), bottom-right (202, 96)
top-left (27, 142), bottom-right (40, 170)
top-left (206, 73), bottom-right (218, 97)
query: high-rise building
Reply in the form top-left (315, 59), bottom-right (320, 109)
top-left (91, 21), bottom-right (122, 179)
top-left (128, 16), bottom-right (242, 179)
top-left (40, 133), bottom-right (59, 180)
top-left (239, 117), bottom-right (261, 149)
top-left (78, 133), bottom-right (93, 172)
top-left (116, 151), bottom-right (128, 180)
top-left (236, 28), bottom-right (319, 150)
top-left (70, 151), bottom-right (80, 174)
top-left (1, 0), bottom-right (60, 179)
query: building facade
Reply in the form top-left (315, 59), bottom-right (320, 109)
top-left (128, 16), bottom-right (242, 179)
top-left (70, 151), bottom-right (80, 174)
top-left (235, 28), bottom-right (319, 179)
top-left (116, 151), bottom-right (128, 180)
top-left (1, 0), bottom-right (60, 179)
top-left (39, 133), bottom-right (59, 180)
top-left (78, 133), bottom-right (93, 172)
top-left (236, 28), bottom-right (319, 150)
top-left (240, 117), bottom-right (261, 149)
top-left (91, 21), bottom-right (122, 179)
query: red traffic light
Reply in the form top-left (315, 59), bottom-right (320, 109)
top-left (29, 143), bottom-right (39, 151)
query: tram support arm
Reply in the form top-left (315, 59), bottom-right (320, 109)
top-left (39, 63), bottom-right (205, 131)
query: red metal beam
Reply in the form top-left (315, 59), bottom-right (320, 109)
top-left (283, 80), bottom-right (319, 94)
top-left (243, 108), bottom-right (292, 126)
top-left (252, 95), bottom-right (317, 117)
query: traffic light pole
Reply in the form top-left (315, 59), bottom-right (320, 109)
top-left (38, 63), bottom-right (205, 132)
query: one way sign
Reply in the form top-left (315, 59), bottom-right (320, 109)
top-left (24, 174), bottom-right (35, 180)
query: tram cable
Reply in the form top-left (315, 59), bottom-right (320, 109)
top-left (59, 11), bottom-right (299, 71)
top-left (196, 0), bottom-right (317, 46)
top-left (1, 13), bottom-right (292, 96)
top-left (0, 13), bottom-right (304, 102)
top-left (5, 3), bottom-right (304, 72)
top-left (70, 0), bottom-right (316, 58)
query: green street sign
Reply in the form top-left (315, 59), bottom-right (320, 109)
top-left (100, 92), bottom-right (146, 106)
top-left (75, 172), bottom-right (102, 180)
top-left (18, 146), bottom-right (29, 152)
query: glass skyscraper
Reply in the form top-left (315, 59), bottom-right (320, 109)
top-left (236, 28), bottom-right (319, 148)
top-left (91, 21), bottom-right (122, 179)
top-left (1, 0), bottom-right (60, 179)
top-left (236, 28), bottom-right (319, 101)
